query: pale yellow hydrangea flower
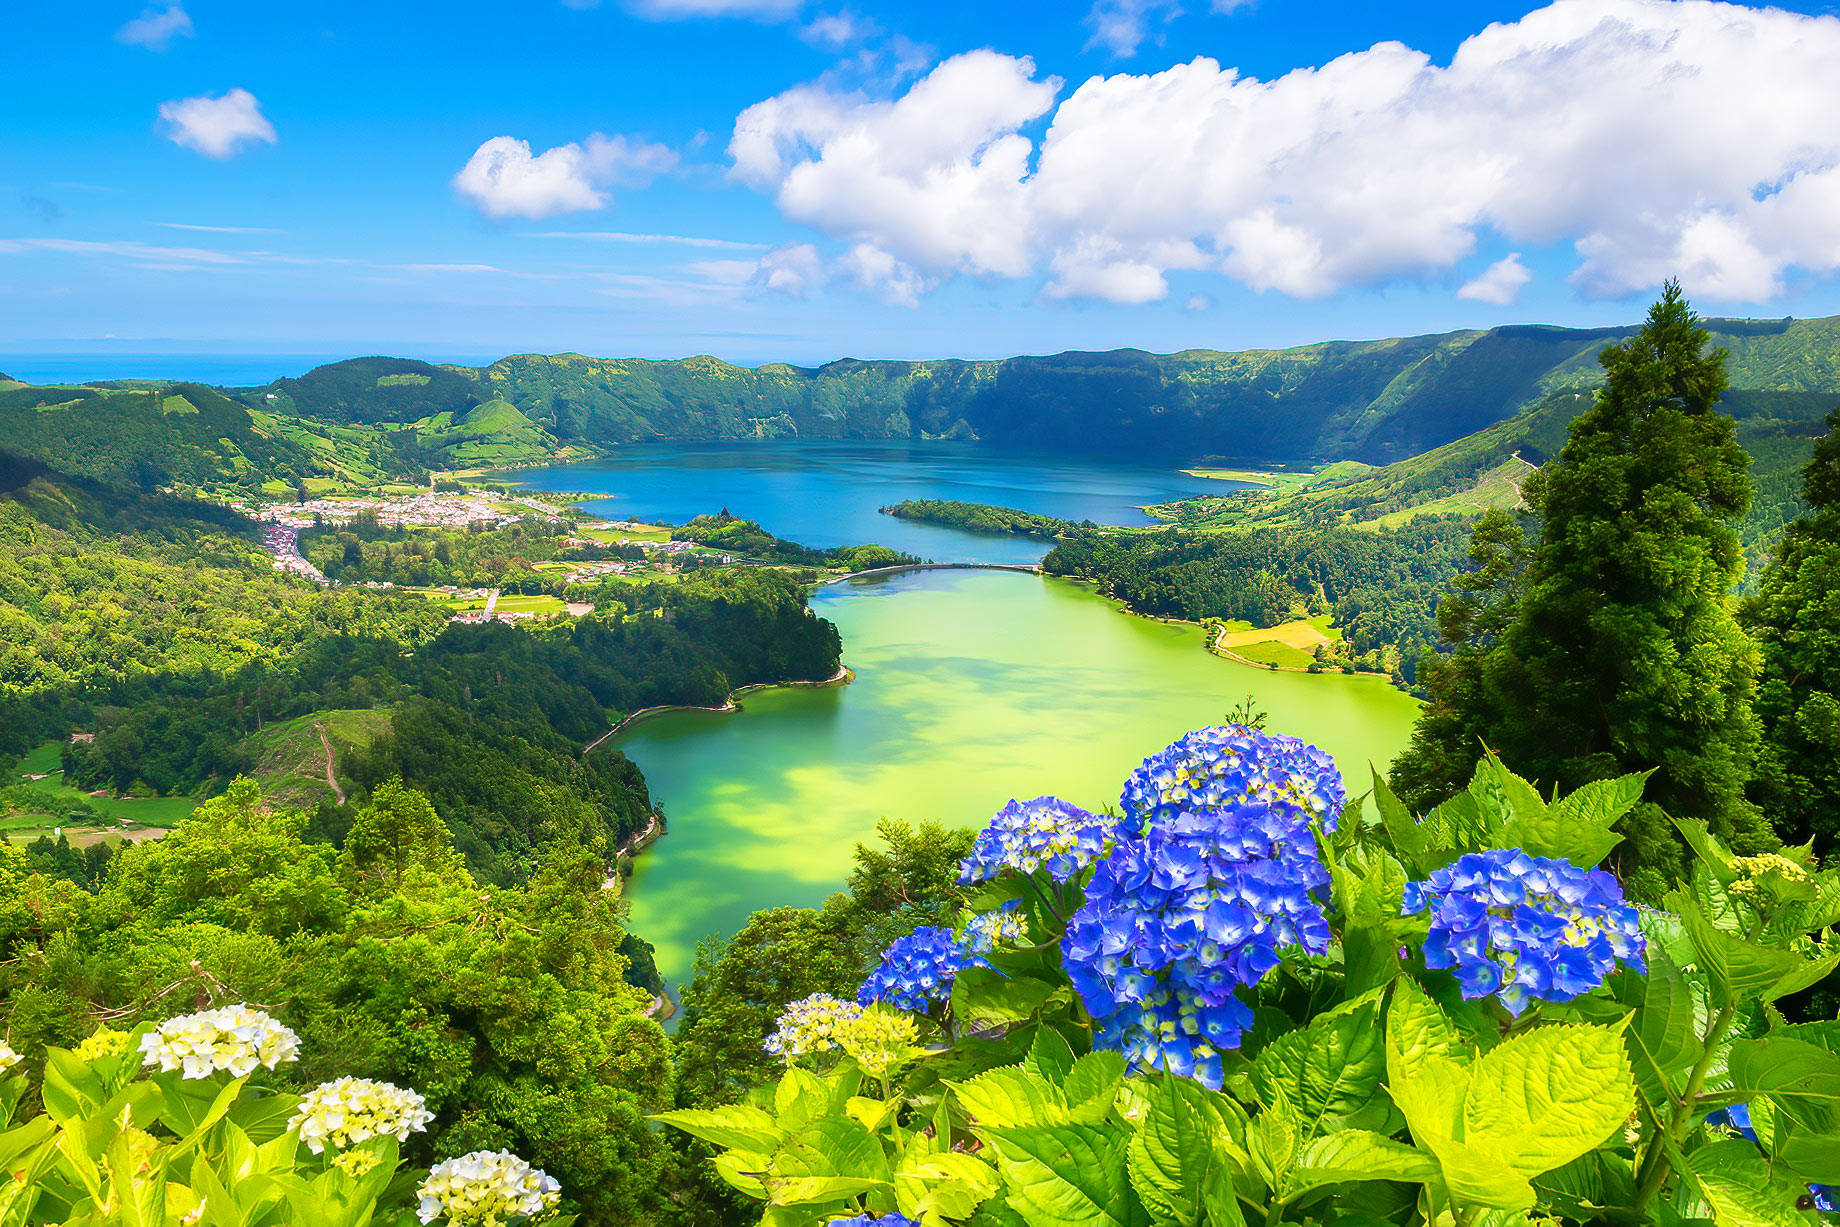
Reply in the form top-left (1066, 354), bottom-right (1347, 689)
top-left (417, 1150), bottom-right (560, 1225)
top-left (137, 1005), bottom-right (300, 1079)
top-left (288, 1076), bottom-right (434, 1153)
top-left (0, 1042), bottom-right (20, 1075)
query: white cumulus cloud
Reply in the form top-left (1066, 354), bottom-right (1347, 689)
top-left (452, 134), bottom-right (676, 220)
top-left (158, 89), bottom-right (276, 159)
top-left (1459, 254), bottom-right (1534, 305)
top-left (118, 4), bottom-right (193, 50)
top-left (729, 0), bottom-right (1840, 306)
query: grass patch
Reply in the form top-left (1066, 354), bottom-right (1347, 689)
top-left (1229, 640), bottom-right (1316, 668)
top-left (12, 741), bottom-right (66, 777)
top-left (578, 523), bottom-right (675, 544)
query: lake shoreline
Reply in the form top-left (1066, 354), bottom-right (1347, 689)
top-left (584, 662), bottom-right (856, 755)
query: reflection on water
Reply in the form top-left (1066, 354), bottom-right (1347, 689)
top-left (618, 569), bottom-right (1421, 998)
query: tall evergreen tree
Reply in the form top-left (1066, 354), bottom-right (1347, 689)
top-left (1742, 410), bottom-right (1840, 852)
top-left (1392, 284), bottom-right (1769, 890)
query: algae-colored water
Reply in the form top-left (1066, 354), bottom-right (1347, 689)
top-left (619, 568), bottom-right (1422, 992)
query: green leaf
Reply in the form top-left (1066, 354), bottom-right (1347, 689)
top-left (774, 1067), bottom-right (830, 1132)
top-left (1251, 990), bottom-right (1390, 1138)
top-left (1462, 1024), bottom-right (1635, 1178)
top-left (982, 1124), bottom-right (1144, 1227)
top-left (1024, 1026), bottom-right (1077, 1085)
top-left (1331, 846), bottom-right (1409, 996)
top-left (763, 1175), bottom-right (890, 1208)
top-left (896, 1151), bottom-right (1002, 1222)
top-left (1283, 1130), bottom-right (1438, 1197)
top-left (1501, 771), bottom-right (1643, 867)
top-left (1373, 768), bottom-right (1433, 874)
top-left (710, 1148), bottom-right (771, 1198)
top-left (953, 968), bottom-right (1063, 1025)
top-left (952, 1067), bottom-right (1068, 1128)
top-left (1674, 890), bottom-right (1839, 1006)
top-left (1385, 1028), bottom-right (1534, 1212)
top-left (1686, 1140), bottom-right (1817, 1227)
top-left (1388, 978), bottom-right (1463, 1068)
top-left (1201, 1167), bottom-right (1247, 1227)
top-left (776, 1115), bottom-right (892, 1184)
top-left (1672, 817), bottom-right (1740, 886)
top-left (652, 1103), bottom-right (782, 1151)
top-left (1727, 1037), bottom-right (1840, 1127)
top-left (1063, 1051), bottom-right (1127, 1124)
top-left (1125, 1075), bottom-right (1233, 1226)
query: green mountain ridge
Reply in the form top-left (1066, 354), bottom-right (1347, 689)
top-left (6, 314), bottom-right (1840, 494)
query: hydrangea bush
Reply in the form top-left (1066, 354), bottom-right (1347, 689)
top-left (661, 724), bottom-right (1840, 1226)
top-left (0, 1004), bottom-right (564, 1227)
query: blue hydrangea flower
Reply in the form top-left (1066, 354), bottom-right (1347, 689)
top-left (1122, 725), bottom-right (1347, 833)
top-left (826, 1215), bottom-right (917, 1227)
top-left (1402, 849), bottom-right (1646, 1016)
top-left (1062, 798), bottom-right (1332, 1090)
top-left (859, 927), bottom-right (986, 1011)
top-left (958, 796), bottom-right (1118, 885)
top-left (962, 902), bottom-right (1029, 953)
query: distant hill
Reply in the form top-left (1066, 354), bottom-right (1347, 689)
top-left (236, 314), bottom-right (1840, 466)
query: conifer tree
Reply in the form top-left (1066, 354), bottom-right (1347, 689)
top-left (1743, 410), bottom-right (1840, 852)
top-left (1392, 284), bottom-right (1769, 887)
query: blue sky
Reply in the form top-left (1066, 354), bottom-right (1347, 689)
top-left (6, 0), bottom-right (1840, 375)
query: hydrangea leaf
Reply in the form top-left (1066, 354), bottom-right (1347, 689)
top-left (1673, 889), bottom-right (1835, 1006)
top-left (1023, 1026), bottom-right (1077, 1085)
top-left (1124, 1074), bottom-right (1236, 1225)
top-left (982, 1124), bottom-right (1145, 1227)
top-left (762, 1174), bottom-right (891, 1209)
top-left (1726, 1037), bottom-right (1840, 1128)
top-left (774, 1067), bottom-right (830, 1133)
top-left (895, 1151), bottom-right (1002, 1222)
top-left (652, 1103), bottom-right (782, 1152)
top-left (1200, 1167), bottom-right (1248, 1227)
top-left (1250, 990), bottom-right (1391, 1138)
top-left (1499, 771), bottom-right (1641, 868)
top-left (1063, 1051), bottom-right (1127, 1124)
top-left (1282, 1129), bottom-right (1439, 1197)
top-left (1461, 1024), bottom-right (1635, 1179)
top-left (1372, 768), bottom-right (1434, 875)
top-left (1686, 1139), bottom-right (1817, 1227)
top-left (774, 1116), bottom-right (894, 1190)
top-left (950, 1067), bottom-right (1068, 1129)
top-left (1387, 978), bottom-right (1464, 1069)
top-left (1330, 845), bottom-right (1409, 995)
top-left (952, 968), bottom-right (1060, 1025)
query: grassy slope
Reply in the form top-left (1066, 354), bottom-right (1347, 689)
top-left (241, 708), bottom-right (393, 809)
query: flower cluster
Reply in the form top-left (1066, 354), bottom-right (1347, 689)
top-left (288, 1076), bottom-right (435, 1153)
top-left (963, 903), bottom-right (1029, 953)
top-left (1403, 850), bottom-right (1646, 1016)
top-left (1121, 726), bottom-right (1346, 833)
top-left (836, 1007), bottom-right (920, 1079)
top-left (1063, 799), bottom-right (1332, 1089)
top-left (858, 926), bottom-right (986, 1011)
top-left (957, 796), bottom-right (1117, 885)
top-left (826, 1216), bottom-right (917, 1227)
top-left (73, 1028), bottom-right (131, 1063)
top-left (138, 1005), bottom-right (301, 1079)
top-left (417, 1150), bottom-right (560, 1225)
top-left (763, 994), bottom-right (864, 1062)
top-left (0, 1042), bottom-right (18, 1075)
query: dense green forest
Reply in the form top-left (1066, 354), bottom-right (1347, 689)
top-left (880, 498), bottom-right (1085, 538)
top-left (1043, 517), bottom-right (1474, 684)
top-left (671, 511), bottom-right (916, 571)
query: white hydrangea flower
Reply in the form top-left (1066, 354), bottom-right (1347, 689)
top-left (762, 993), bottom-right (863, 1061)
top-left (287, 1076), bottom-right (434, 1153)
top-left (417, 1150), bottom-right (561, 1225)
top-left (0, 1042), bottom-right (20, 1075)
top-left (137, 1005), bottom-right (301, 1079)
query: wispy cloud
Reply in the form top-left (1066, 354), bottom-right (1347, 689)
top-left (522, 230), bottom-right (767, 251)
top-left (0, 238), bottom-right (244, 264)
top-left (154, 221), bottom-right (287, 235)
top-left (117, 4), bottom-right (193, 50)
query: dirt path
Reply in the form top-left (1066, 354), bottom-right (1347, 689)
top-left (316, 723), bottom-right (346, 805)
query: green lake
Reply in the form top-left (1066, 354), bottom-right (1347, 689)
top-left (619, 568), bottom-right (1422, 995)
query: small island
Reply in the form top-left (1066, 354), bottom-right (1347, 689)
top-left (880, 498), bottom-right (1089, 538)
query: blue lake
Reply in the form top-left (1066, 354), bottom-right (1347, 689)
top-left (498, 439), bottom-right (1245, 564)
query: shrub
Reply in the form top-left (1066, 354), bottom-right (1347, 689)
top-left (660, 725), bottom-right (1839, 1225)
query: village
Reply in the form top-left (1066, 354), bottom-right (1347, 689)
top-left (249, 492), bottom-right (717, 624)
